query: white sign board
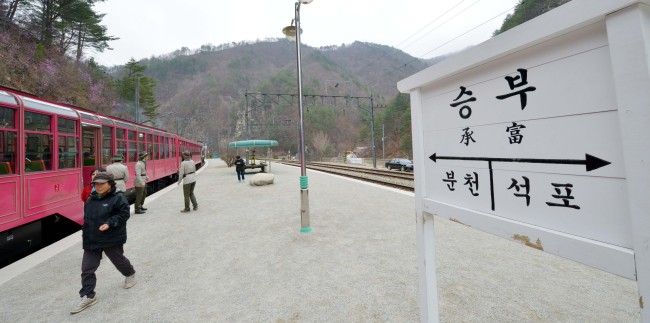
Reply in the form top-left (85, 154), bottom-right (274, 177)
top-left (398, 0), bottom-right (650, 322)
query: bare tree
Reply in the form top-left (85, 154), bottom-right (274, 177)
top-left (311, 131), bottom-right (331, 159)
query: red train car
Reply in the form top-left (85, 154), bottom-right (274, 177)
top-left (0, 86), bottom-right (204, 264)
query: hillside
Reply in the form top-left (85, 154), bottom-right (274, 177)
top-left (138, 40), bottom-right (430, 157)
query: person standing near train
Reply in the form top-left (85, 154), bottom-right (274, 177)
top-left (177, 151), bottom-right (198, 213)
top-left (71, 172), bottom-right (136, 314)
top-left (134, 152), bottom-right (149, 214)
top-left (81, 167), bottom-right (105, 203)
top-left (234, 155), bottom-right (246, 182)
top-left (106, 155), bottom-right (128, 192)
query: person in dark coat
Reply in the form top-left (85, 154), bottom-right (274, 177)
top-left (234, 155), bottom-right (246, 182)
top-left (71, 172), bottom-right (136, 314)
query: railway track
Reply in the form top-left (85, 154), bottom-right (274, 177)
top-left (278, 161), bottom-right (414, 192)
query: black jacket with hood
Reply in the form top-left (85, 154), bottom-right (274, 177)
top-left (82, 186), bottom-right (130, 250)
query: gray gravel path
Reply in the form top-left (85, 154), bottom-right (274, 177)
top-left (0, 159), bottom-right (640, 322)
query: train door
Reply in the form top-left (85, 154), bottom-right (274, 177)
top-left (0, 98), bottom-right (20, 225)
top-left (81, 125), bottom-right (101, 186)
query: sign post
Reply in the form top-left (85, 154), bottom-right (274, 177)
top-left (398, 0), bottom-right (650, 321)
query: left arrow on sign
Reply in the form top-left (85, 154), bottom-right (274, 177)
top-left (429, 153), bottom-right (611, 172)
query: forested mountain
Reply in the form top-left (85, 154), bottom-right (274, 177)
top-left (138, 40), bottom-right (430, 158)
top-left (493, 0), bottom-right (572, 35)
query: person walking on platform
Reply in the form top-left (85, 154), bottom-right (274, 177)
top-left (71, 172), bottom-right (136, 314)
top-left (234, 155), bottom-right (245, 182)
top-left (106, 155), bottom-right (128, 192)
top-left (81, 167), bottom-right (105, 203)
top-left (134, 152), bottom-right (149, 214)
top-left (178, 151), bottom-right (198, 213)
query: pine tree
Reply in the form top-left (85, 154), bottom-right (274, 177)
top-left (116, 59), bottom-right (160, 122)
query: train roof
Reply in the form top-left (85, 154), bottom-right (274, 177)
top-left (1, 85), bottom-right (201, 144)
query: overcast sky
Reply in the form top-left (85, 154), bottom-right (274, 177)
top-left (91, 0), bottom-right (520, 67)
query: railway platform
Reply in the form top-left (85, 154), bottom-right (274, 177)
top-left (0, 159), bottom-right (641, 322)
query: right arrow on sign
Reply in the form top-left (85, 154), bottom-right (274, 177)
top-left (429, 153), bottom-right (611, 172)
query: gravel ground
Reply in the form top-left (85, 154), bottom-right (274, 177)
top-left (0, 159), bottom-right (641, 322)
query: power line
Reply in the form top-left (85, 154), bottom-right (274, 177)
top-left (400, 0), bottom-right (481, 52)
top-left (369, 5), bottom-right (517, 87)
top-left (357, 0), bottom-right (469, 77)
top-left (417, 5), bottom-right (516, 58)
top-left (395, 0), bottom-right (471, 50)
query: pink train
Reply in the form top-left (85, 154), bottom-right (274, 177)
top-left (0, 86), bottom-right (205, 264)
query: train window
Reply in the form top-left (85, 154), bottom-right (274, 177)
top-left (22, 97), bottom-right (77, 118)
top-left (24, 111), bottom-right (51, 132)
top-left (82, 128), bottom-right (96, 167)
top-left (58, 135), bottom-right (78, 169)
top-left (137, 132), bottom-right (145, 158)
top-left (25, 133), bottom-right (53, 171)
top-left (153, 135), bottom-right (159, 160)
top-left (58, 118), bottom-right (78, 169)
top-left (24, 112), bottom-right (53, 171)
top-left (168, 138), bottom-right (173, 158)
top-left (128, 141), bottom-right (136, 162)
top-left (58, 117), bottom-right (75, 134)
top-left (0, 106), bottom-right (16, 128)
top-left (0, 91), bottom-right (18, 105)
top-left (116, 128), bottom-right (125, 139)
top-left (102, 127), bottom-right (113, 164)
top-left (99, 116), bottom-right (113, 125)
top-left (117, 140), bottom-right (126, 162)
top-left (169, 138), bottom-right (174, 158)
top-left (78, 111), bottom-right (99, 121)
top-left (0, 107), bottom-right (17, 175)
top-left (160, 137), bottom-right (165, 159)
top-left (114, 121), bottom-right (134, 129)
top-left (128, 130), bottom-right (135, 141)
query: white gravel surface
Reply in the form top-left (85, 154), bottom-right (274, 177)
top-left (0, 159), bottom-right (641, 322)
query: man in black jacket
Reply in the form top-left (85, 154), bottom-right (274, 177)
top-left (234, 155), bottom-right (246, 182)
top-left (71, 172), bottom-right (136, 314)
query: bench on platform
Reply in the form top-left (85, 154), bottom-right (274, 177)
top-left (244, 162), bottom-right (266, 173)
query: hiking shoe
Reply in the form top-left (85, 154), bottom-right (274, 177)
top-left (70, 295), bottom-right (97, 314)
top-left (124, 274), bottom-right (136, 289)
top-left (193, 206), bottom-right (198, 211)
top-left (180, 209), bottom-right (190, 213)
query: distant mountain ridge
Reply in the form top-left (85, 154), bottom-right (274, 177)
top-left (137, 39), bottom-right (434, 154)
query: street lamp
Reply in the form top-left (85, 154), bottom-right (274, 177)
top-left (283, 0), bottom-right (313, 233)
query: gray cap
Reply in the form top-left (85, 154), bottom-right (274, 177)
top-left (91, 172), bottom-right (113, 184)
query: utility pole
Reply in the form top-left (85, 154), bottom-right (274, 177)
top-left (370, 94), bottom-right (376, 168)
top-left (134, 77), bottom-right (140, 123)
top-left (244, 91), bottom-right (249, 140)
top-left (382, 123), bottom-right (385, 161)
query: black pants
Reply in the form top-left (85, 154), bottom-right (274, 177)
top-left (79, 245), bottom-right (135, 298)
top-left (183, 182), bottom-right (198, 210)
top-left (135, 186), bottom-right (147, 211)
top-left (236, 169), bottom-right (245, 181)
